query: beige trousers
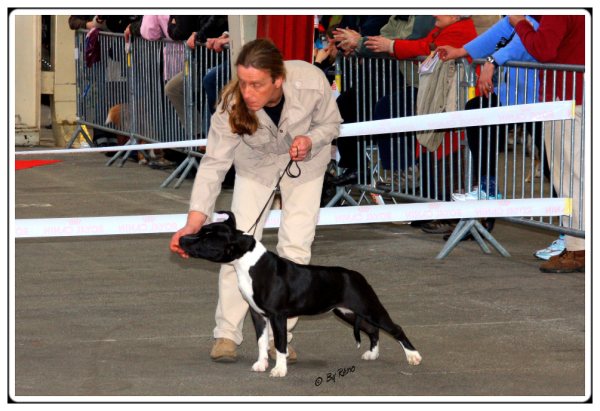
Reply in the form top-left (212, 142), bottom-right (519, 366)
top-left (544, 105), bottom-right (585, 251)
top-left (213, 173), bottom-right (324, 345)
top-left (164, 72), bottom-right (185, 122)
top-left (164, 71), bottom-right (199, 131)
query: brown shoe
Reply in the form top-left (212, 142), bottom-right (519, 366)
top-left (420, 220), bottom-right (456, 235)
top-left (210, 338), bottom-right (238, 363)
top-left (268, 341), bottom-right (297, 364)
top-left (539, 250), bottom-right (585, 273)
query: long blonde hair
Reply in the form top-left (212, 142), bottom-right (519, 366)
top-left (219, 39), bottom-right (286, 135)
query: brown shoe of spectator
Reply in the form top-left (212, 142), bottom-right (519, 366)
top-left (210, 338), bottom-right (238, 362)
top-left (539, 250), bottom-right (585, 273)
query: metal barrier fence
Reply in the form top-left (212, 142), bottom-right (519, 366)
top-left (332, 55), bottom-right (471, 204)
top-left (70, 30), bottom-right (231, 187)
top-left (70, 31), bottom-right (130, 148)
top-left (69, 30), bottom-right (584, 238)
top-left (335, 55), bottom-right (585, 238)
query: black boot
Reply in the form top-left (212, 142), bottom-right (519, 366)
top-left (331, 169), bottom-right (358, 186)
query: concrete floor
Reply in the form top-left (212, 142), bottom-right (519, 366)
top-left (12, 150), bottom-right (589, 402)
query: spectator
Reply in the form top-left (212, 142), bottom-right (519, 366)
top-left (365, 15), bottom-right (477, 234)
top-left (170, 39), bottom-right (342, 363)
top-left (331, 15), bottom-right (399, 56)
top-left (313, 34), bottom-right (338, 79)
top-left (337, 15), bottom-right (392, 36)
top-left (201, 32), bottom-right (231, 119)
top-left (162, 16), bottom-right (233, 183)
top-left (437, 16), bottom-right (541, 201)
top-left (330, 16), bottom-right (436, 187)
top-left (435, 15), bottom-right (544, 239)
top-left (96, 15), bottom-right (141, 33)
top-left (164, 15), bottom-right (229, 134)
top-left (124, 15), bottom-right (185, 169)
top-left (334, 15), bottom-right (435, 58)
top-left (69, 15), bottom-right (147, 33)
top-left (364, 15), bottom-right (476, 204)
top-left (131, 15), bottom-right (182, 82)
top-left (68, 15), bottom-right (100, 31)
top-left (68, 16), bottom-right (138, 150)
top-left (509, 15), bottom-right (585, 273)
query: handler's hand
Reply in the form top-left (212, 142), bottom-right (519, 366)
top-left (170, 211), bottom-right (207, 258)
top-left (289, 136), bottom-right (312, 161)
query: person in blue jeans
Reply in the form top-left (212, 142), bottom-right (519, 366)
top-left (436, 16), bottom-right (565, 248)
top-left (202, 32), bottom-right (231, 127)
top-left (437, 15), bottom-right (541, 200)
top-left (201, 33), bottom-right (235, 187)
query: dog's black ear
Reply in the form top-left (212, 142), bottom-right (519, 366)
top-left (215, 210), bottom-right (236, 229)
top-left (228, 233), bottom-right (255, 257)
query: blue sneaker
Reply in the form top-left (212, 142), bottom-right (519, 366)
top-left (534, 235), bottom-right (566, 261)
top-left (452, 177), bottom-right (502, 201)
top-left (451, 187), bottom-right (503, 201)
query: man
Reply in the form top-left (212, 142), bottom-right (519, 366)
top-left (509, 15), bottom-right (585, 273)
top-left (170, 39), bottom-right (342, 361)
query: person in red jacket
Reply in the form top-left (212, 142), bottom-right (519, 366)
top-left (510, 15), bottom-right (584, 106)
top-left (364, 15), bottom-right (477, 60)
top-left (510, 15), bottom-right (586, 273)
top-left (363, 16), bottom-right (477, 235)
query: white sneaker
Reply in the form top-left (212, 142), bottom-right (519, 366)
top-left (534, 235), bottom-right (566, 261)
top-left (451, 187), bottom-right (503, 201)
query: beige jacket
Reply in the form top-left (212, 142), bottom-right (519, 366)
top-left (189, 60), bottom-right (342, 216)
top-left (415, 58), bottom-right (458, 152)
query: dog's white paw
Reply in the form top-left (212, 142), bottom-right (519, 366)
top-left (406, 350), bottom-right (422, 366)
top-left (269, 365), bottom-right (287, 377)
top-left (361, 350), bottom-right (379, 361)
top-left (361, 343), bottom-right (379, 360)
top-left (252, 359), bottom-right (269, 372)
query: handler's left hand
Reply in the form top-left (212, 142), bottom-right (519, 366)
top-left (289, 136), bottom-right (312, 161)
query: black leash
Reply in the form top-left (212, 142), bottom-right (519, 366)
top-left (247, 159), bottom-right (301, 236)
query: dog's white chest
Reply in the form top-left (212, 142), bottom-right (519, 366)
top-left (233, 241), bottom-right (267, 315)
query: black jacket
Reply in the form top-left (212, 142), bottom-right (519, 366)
top-left (167, 15), bottom-right (228, 43)
top-left (96, 15), bottom-right (142, 33)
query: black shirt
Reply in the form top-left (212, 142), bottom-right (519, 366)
top-left (263, 95), bottom-right (285, 127)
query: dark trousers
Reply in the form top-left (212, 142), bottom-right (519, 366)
top-left (335, 60), bottom-right (405, 172)
top-left (419, 149), bottom-right (463, 202)
top-left (335, 88), bottom-right (362, 171)
top-left (373, 87), bottom-right (418, 171)
top-left (465, 95), bottom-right (548, 180)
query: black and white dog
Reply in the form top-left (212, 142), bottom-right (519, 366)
top-left (179, 211), bottom-right (422, 377)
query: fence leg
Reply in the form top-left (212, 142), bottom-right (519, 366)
top-left (160, 157), bottom-right (190, 188)
top-left (435, 218), bottom-right (511, 259)
top-left (106, 149), bottom-right (127, 166)
top-left (160, 153), bottom-right (199, 189)
top-left (117, 150), bottom-right (134, 167)
top-left (325, 186), bottom-right (359, 207)
top-left (106, 138), bottom-right (137, 167)
top-left (174, 157), bottom-right (198, 189)
top-left (472, 219), bottom-right (511, 257)
top-left (470, 224), bottom-right (492, 254)
top-left (66, 124), bottom-right (94, 148)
